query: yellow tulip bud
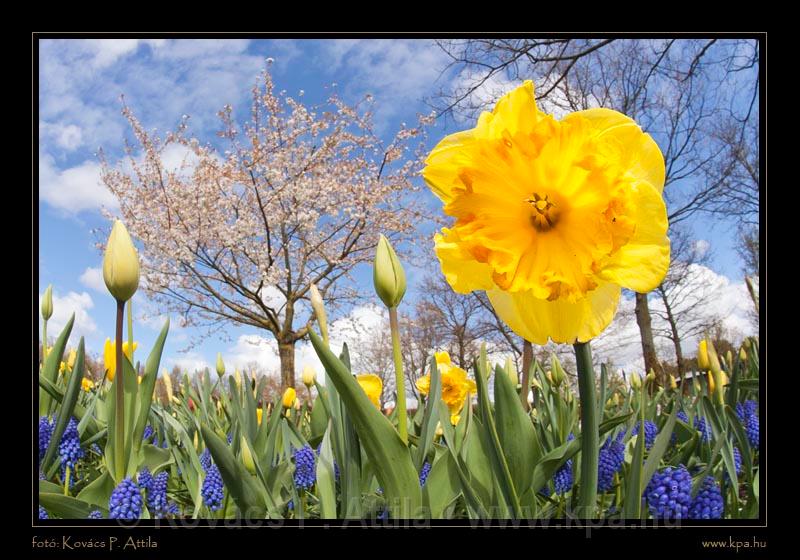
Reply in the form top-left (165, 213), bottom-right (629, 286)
top-left (356, 374), bottom-right (383, 409)
top-left (669, 374), bottom-right (677, 390)
top-left (162, 369), bottom-right (173, 403)
top-left (216, 352), bottom-right (225, 378)
top-left (545, 370), bottom-right (554, 384)
top-left (309, 283), bottom-right (329, 344)
top-left (234, 369), bottom-right (242, 389)
top-left (550, 355), bottom-right (565, 387)
top-left (646, 370), bottom-right (656, 384)
top-left (531, 408), bottom-right (539, 419)
top-left (256, 407), bottom-right (263, 426)
top-left (707, 370), bottom-right (715, 394)
top-left (630, 372), bottom-right (642, 390)
top-left (193, 430), bottom-right (199, 451)
top-left (739, 347), bottom-right (747, 362)
top-left (697, 339), bottom-right (710, 371)
top-left (137, 376), bottom-right (143, 384)
top-left (531, 378), bottom-right (542, 390)
top-left (612, 393), bottom-right (620, 406)
top-left (41, 284), bottom-right (53, 321)
top-left (240, 436), bottom-right (257, 475)
top-left (302, 365), bottom-right (316, 388)
top-left (373, 234), bottom-right (406, 308)
top-left (726, 350), bottom-right (733, 370)
top-left (435, 422), bottom-right (444, 438)
top-left (102, 220), bottom-right (140, 302)
top-left (450, 414), bottom-right (460, 426)
top-left (282, 387), bottom-right (297, 409)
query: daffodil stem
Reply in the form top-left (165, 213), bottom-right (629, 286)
top-left (389, 307), bottom-right (408, 444)
top-left (574, 341), bottom-right (598, 519)
top-left (127, 299), bottom-right (134, 366)
top-left (114, 300), bottom-right (125, 482)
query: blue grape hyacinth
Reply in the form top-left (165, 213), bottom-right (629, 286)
top-left (199, 448), bottom-right (212, 472)
top-left (744, 413), bottom-right (759, 450)
top-left (644, 465), bottom-right (692, 519)
top-left (109, 478), bottom-right (143, 520)
top-left (694, 416), bottom-right (711, 443)
top-left (39, 506), bottom-right (48, 520)
top-left (688, 476), bottom-right (724, 519)
top-left (201, 465), bottom-right (224, 512)
top-left (59, 417), bottom-right (85, 469)
top-left (553, 460), bottom-right (573, 495)
top-left (138, 467), bottom-right (154, 492)
top-left (38, 416), bottom-right (54, 461)
top-left (632, 420), bottom-right (658, 450)
top-left (598, 436), bottom-right (625, 492)
top-left (293, 446), bottom-right (316, 490)
top-left (419, 461), bottom-right (432, 487)
top-left (88, 510), bottom-right (104, 519)
top-left (147, 472), bottom-right (169, 517)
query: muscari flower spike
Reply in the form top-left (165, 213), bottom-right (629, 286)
top-left (39, 506), bottom-right (48, 520)
top-left (552, 433), bottom-right (575, 495)
top-left (694, 416), bottom-right (711, 443)
top-left (632, 420), bottom-right (658, 451)
top-left (199, 448), bottom-right (213, 472)
top-left (598, 435), bottom-right (625, 492)
top-left (143, 425), bottom-right (154, 442)
top-left (109, 478), bottom-right (143, 520)
top-left (39, 416), bottom-right (54, 461)
top-left (419, 461), bottom-right (432, 487)
top-left (201, 465), bottom-right (224, 512)
top-left (59, 417), bottom-right (85, 469)
top-left (744, 412), bottom-right (759, 450)
top-left (293, 446), bottom-right (316, 490)
top-left (688, 476), bottom-right (724, 519)
top-left (147, 471), bottom-right (169, 517)
top-left (644, 465), bottom-right (692, 519)
top-left (88, 510), bottom-right (104, 519)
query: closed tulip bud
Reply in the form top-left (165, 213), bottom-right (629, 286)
top-left (302, 365), bottom-right (316, 388)
top-left (435, 422), bottom-right (444, 438)
top-left (215, 353), bottom-right (225, 378)
top-left (726, 350), bottom-right (733, 370)
top-left (566, 392), bottom-right (573, 404)
top-left (309, 283), bottom-right (329, 344)
top-left (545, 370), bottom-right (554, 384)
top-left (240, 436), bottom-right (257, 475)
top-left (531, 378), bottom-right (542, 390)
top-left (693, 380), bottom-right (701, 394)
top-left (256, 407), bottom-right (263, 426)
top-left (162, 369), bottom-right (173, 403)
top-left (282, 387), bottom-right (296, 409)
top-left (707, 370), bottom-right (715, 394)
top-left (612, 393), bottom-right (620, 406)
top-left (373, 234), bottom-right (406, 309)
top-left (531, 408), bottom-right (539, 419)
top-left (631, 372), bottom-right (642, 390)
top-left (669, 374), bottom-right (677, 390)
top-left (41, 284), bottom-right (53, 320)
top-left (646, 370), bottom-right (656, 385)
top-left (505, 357), bottom-right (518, 385)
top-left (233, 369), bottom-right (241, 389)
top-left (188, 397), bottom-right (195, 412)
top-left (193, 430), bottom-right (199, 451)
top-left (102, 220), bottom-right (140, 302)
top-left (697, 339), bottom-right (710, 371)
top-left (550, 355), bottom-right (565, 387)
top-left (739, 347), bottom-right (747, 362)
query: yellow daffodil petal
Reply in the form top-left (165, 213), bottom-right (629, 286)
top-left (356, 374), bottom-right (383, 408)
top-left (595, 180), bottom-right (670, 293)
top-left (434, 351), bottom-right (452, 367)
top-left (487, 282), bottom-right (621, 345)
top-left (416, 374), bottom-right (431, 396)
top-left (434, 228), bottom-right (495, 294)
top-left (565, 107), bottom-right (666, 193)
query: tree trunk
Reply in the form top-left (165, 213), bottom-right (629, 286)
top-left (660, 290), bottom-right (685, 382)
top-left (634, 292), bottom-right (663, 381)
top-left (521, 339), bottom-right (533, 410)
top-left (278, 340), bottom-right (296, 390)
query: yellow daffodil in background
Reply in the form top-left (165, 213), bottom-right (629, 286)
top-left (59, 349), bottom-right (77, 374)
top-left (669, 374), bottom-right (678, 390)
top-left (356, 374), bottom-right (383, 408)
top-left (103, 338), bottom-right (138, 381)
top-left (82, 378), bottom-right (95, 392)
top-left (423, 80), bottom-right (669, 344)
top-left (416, 351), bottom-right (476, 417)
top-left (282, 387), bottom-right (297, 409)
top-left (257, 407), bottom-right (263, 425)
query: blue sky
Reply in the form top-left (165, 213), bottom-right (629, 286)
top-left (37, 38), bottom-right (752, 375)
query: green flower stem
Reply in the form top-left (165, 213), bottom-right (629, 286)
top-left (114, 300), bottom-right (125, 482)
top-left (42, 319), bottom-right (48, 363)
top-left (64, 465), bottom-right (70, 496)
top-left (389, 307), bottom-right (408, 444)
top-left (574, 341), bottom-right (598, 518)
top-left (127, 299), bottom-right (134, 366)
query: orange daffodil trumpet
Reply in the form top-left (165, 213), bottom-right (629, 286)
top-left (423, 81), bottom-right (670, 344)
top-left (416, 351), bottom-right (476, 423)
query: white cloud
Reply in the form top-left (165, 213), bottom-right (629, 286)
top-left (317, 40), bottom-right (448, 126)
top-left (39, 153), bottom-right (117, 214)
top-left (167, 352), bottom-right (210, 375)
top-left (692, 239), bottom-right (711, 258)
top-left (79, 266), bottom-right (105, 293)
top-left (40, 290), bottom-right (98, 346)
top-left (39, 121), bottom-right (83, 151)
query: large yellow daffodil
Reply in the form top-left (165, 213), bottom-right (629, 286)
top-left (423, 81), bottom-right (669, 344)
top-left (416, 351), bottom-right (476, 416)
top-left (103, 338), bottom-right (138, 382)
